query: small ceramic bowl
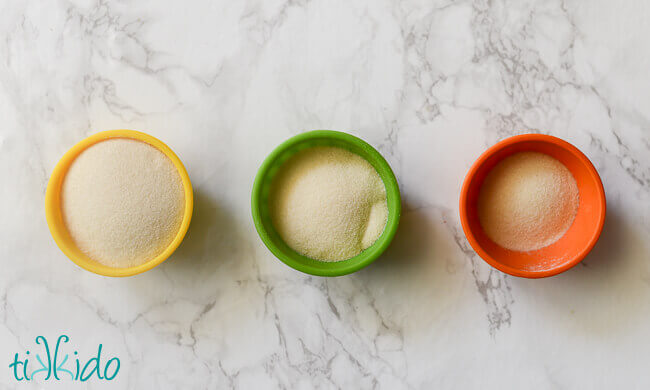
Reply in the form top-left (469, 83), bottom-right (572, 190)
top-left (251, 130), bottom-right (401, 276)
top-left (45, 130), bottom-right (194, 277)
top-left (459, 134), bottom-right (606, 278)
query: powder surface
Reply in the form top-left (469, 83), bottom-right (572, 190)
top-left (269, 146), bottom-right (388, 262)
top-left (61, 138), bottom-right (185, 268)
top-left (477, 151), bottom-right (579, 252)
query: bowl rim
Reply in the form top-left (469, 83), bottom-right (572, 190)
top-left (251, 130), bottom-right (401, 277)
top-left (459, 133), bottom-right (606, 278)
top-left (45, 130), bottom-right (194, 277)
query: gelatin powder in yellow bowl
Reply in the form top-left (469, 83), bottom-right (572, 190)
top-left (61, 138), bottom-right (185, 268)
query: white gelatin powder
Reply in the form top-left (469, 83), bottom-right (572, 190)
top-left (478, 151), bottom-right (579, 252)
top-left (270, 146), bottom-right (388, 262)
top-left (61, 138), bottom-right (185, 268)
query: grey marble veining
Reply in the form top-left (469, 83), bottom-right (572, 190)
top-left (0, 0), bottom-right (649, 388)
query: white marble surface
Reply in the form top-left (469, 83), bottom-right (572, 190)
top-left (1, 0), bottom-right (649, 388)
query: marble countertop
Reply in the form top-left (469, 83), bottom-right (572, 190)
top-left (1, 0), bottom-right (649, 388)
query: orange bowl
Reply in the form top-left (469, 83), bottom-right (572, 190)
top-left (459, 134), bottom-right (606, 278)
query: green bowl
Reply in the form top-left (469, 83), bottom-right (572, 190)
top-left (251, 130), bottom-right (401, 276)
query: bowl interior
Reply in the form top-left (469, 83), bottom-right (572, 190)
top-left (45, 130), bottom-right (193, 277)
top-left (252, 131), bottom-right (401, 276)
top-left (462, 137), bottom-right (605, 277)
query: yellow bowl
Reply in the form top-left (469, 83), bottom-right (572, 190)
top-left (45, 130), bottom-right (194, 277)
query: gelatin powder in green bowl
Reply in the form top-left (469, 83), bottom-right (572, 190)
top-left (269, 146), bottom-right (388, 262)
